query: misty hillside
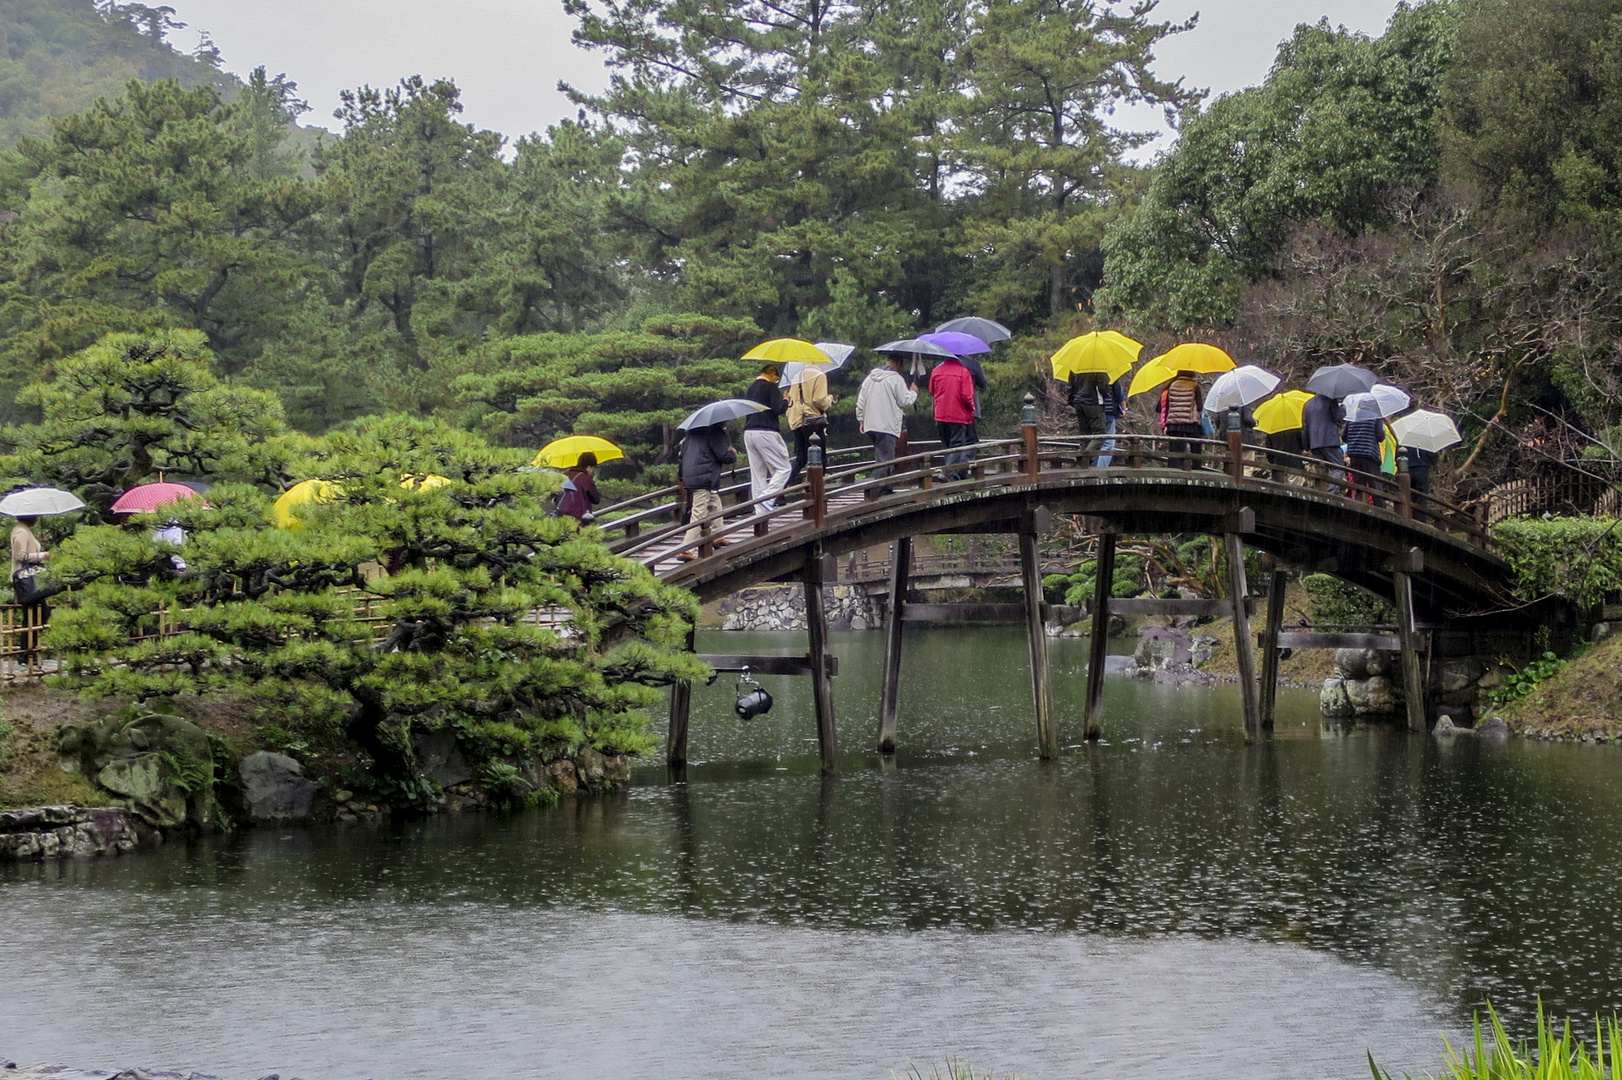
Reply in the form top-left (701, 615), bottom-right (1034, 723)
top-left (0, 0), bottom-right (234, 147)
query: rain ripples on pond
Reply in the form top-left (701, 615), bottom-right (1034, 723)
top-left (4, 628), bottom-right (1622, 1080)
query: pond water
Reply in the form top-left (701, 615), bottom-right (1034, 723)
top-left (4, 627), bottom-right (1622, 1080)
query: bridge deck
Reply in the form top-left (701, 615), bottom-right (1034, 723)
top-left (599, 433), bottom-right (1527, 626)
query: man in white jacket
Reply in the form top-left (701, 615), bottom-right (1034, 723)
top-left (855, 356), bottom-right (918, 494)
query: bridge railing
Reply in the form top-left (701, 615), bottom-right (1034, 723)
top-left (596, 429), bottom-right (1494, 571)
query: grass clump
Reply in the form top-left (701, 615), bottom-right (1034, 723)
top-left (1374, 1002), bottom-right (1622, 1080)
top-left (894, 1062), bottom-right (1026, 1080)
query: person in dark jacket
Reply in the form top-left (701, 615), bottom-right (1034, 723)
top-left (1301, 393), bottom-right (1345, 492)
top-left (556, 451), bottom-right (602, 523)
top-left (1405, 446), bottom-right (1437, 522)
top-left (679, 424), bottom-right (736, 556)
top-left (742, 364), bottom-right (792, 511)
top-left (1068, 370), bottom-right (1109, 465)
top-left (959, 354), bottom-right (989, 442)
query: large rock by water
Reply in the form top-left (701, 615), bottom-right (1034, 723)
top-left (0, 805), bottom-right (138, 861)
top-left (238, 752), bottom-right (320, 823)
top-left (58, 712), bottom-right (215, 830)
top-left (412, 729), bottom-right (472, 788)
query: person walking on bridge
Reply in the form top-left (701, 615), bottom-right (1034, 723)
top-left (1302, 392), bottom-right (1346, 493)
top-left (1068, 370), bottom-right (1110, 465)
top-left (857, 354), bottom-right (917, 495)
top-left (1344, 413), bottom-right (1383, 504)
top-left (742, 364), bottom-right (792, 512)
top-left (786, 363), bottom-right (835, 486)
top-left (1158, 370), bottom-right (1205, 470)
top-left (678, 423), bottom-right (736, 559)
top-left (930, 354), bottom-right (977, 481)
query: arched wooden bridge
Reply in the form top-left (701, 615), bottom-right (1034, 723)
top-left (598, 418), bottom-right (1541, 770)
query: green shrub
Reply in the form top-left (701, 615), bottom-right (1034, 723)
top-left (1302, 574), bottom-right (1395, 626)
top-left (0, 716), bottom-right (12, 768)
top-left (1372, 1001), bottom-right (1622, 1080)
top-left (1494, 517), bottom-right (1622, 609)
top-left (1484, 652), bottom-right (1572, 707)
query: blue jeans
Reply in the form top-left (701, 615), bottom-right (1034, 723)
top-left (1096, 417), bottom-right (1118, 467)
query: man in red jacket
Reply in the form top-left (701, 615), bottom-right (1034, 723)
top-left (930, 356), bottom-right (977, 481)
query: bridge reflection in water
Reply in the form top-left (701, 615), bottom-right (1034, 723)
top-left (597, 398), bottom-right (1543, 771)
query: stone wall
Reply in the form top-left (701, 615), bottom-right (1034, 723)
top-left (716, 583), bottom-right (880, 632)
top-left (0, 805), bottom-right (139, 861)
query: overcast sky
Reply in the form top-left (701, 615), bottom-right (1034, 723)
top-left (168, 0), bottom-right (1406, 155)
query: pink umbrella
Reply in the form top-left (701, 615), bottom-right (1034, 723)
top-left (918, 330), bottom-right (993, 357)
top-left (110, 482), bottom-right (209, 515)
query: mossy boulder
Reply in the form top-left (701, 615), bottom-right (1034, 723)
top-left (58, 710), bottom-right (215, 830)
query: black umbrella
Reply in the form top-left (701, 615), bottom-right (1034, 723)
top-left (934, 316), bottom-right (1012, 344)
top-left (1304, 363), bottom-right (1378, 399)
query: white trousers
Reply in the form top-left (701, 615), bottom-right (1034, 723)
top-left (743, 429), bottom-right (792, 510)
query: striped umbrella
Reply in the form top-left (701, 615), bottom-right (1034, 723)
top-left (110, 482), bottom-right (209, 515)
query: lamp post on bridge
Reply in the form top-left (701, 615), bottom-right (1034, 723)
top-left (1226, 406), bottom-right (1245, 484)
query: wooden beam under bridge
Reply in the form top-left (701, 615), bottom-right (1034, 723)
top-left (698, 654), bottom-right (840, 677)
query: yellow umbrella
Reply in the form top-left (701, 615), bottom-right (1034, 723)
top-left (533, 435), bottom-right (624, 469)
top-left (270, 479), bottom-right (341, 529)
top-left (1050, 330), bottom-right (1142, 381)
top-left (1253, 390), bottom-right (1315, 434)
top-left (1127, 342), bottom-right (1238, 396)
top-left (399, 474), bottom-right (453, 490)
top-left (743, 338), bottom-right (832, 365)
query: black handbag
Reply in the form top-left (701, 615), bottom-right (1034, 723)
top-left (12, 568), bottom-right (58, 605)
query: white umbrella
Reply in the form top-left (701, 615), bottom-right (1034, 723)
top-left (1204, 365), bottom-right (1281, 412)
top-left (1342, 392), bottom-right (1385, 423)
top-left (1390, 409), bottom-right (1463, 453)
top-left (780, 342), bottom-right (856, 387)
top-left (0, 487), bottom-right (85, 517)
top-left (1369, 383), bottom-right (1412, 418)
top-left (678, 399), bottom-right (768, 431)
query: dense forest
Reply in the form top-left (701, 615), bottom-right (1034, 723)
top-left (0, 0), bottom-right (1616, 502)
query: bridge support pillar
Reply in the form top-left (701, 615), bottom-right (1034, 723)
top-left (1391, 550), bottom-right (1429, 732)
top-left (1259, 569), bottom-right (1289, 730)
top-left (805, 545), bottom-right (838, 772)
top-left (877, 536), bottom-right (912, 755)
top-left (667, 626), bottom-right (695, 767)
top-left (1083, 527), bottom-right (1117, 741)
top-left (1019, 521), bottom-right (1058, 759)
top-left (1224, 529), bottom-right (1263, 741)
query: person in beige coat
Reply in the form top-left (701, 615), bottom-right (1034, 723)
top-left (786, 366), bottom-right (835, 485)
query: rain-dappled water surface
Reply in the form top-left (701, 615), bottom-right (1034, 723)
top-left (4, 627), bottom-right (1622, 1080)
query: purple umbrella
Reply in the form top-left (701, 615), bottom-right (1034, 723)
top-left (918, 331), bottom-right (992, 357)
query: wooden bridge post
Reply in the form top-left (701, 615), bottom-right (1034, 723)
top-left (804, 439), bottom-right (826, 527)
top-left (1021, 394), bottom-right (1040, 481)
top-left (1223, 513), bottom-right (1262, 740)
top-left (667, 626), bottom-right (696, 766)
top-left (1226, 408), bottom-right (1245, 484)
top-left (1397, 450), bottom-right (1414, 521)
top-left (1019, 513), bottom-right (1058, 759)
top-left (1390, 547), bottom-right (1428, 732)
top-left (878, 536), bottom-right (912, 755)
top-left (804, 544), bottom-right (838, 772)
top-left (1259, 568), bottom-right (1289, 730)
top-left (1083, 524), bottom-right (1118, 741)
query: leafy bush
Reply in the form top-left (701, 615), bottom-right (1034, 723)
top-left (1302, 574), bottom-right (1395, 626)
top-left (1494, 517), bottom-right (1622, 609)
top-left (1485, 652), bottom-right (1572, 707)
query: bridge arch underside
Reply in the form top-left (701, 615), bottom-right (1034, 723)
top-left (672, 471), bottom-right (1538, 628)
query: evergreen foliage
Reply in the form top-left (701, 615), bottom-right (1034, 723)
top-left (39, 408), bottom-right (702, 797)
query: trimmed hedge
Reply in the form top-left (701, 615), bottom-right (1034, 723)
top-left (1493, 517), bottom-right (1622, 609)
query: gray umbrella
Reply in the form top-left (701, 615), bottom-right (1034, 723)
top-left (1304, 363), bottom-right (1378, 399)
top-left (0, 487), bottom-right (85, 516)
top-left (678, 398), bottom-right (768, 431)
top-left (934, 316), bottom-right (1012, 344)
top-left (874, 338), bottom-right (954, 357)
